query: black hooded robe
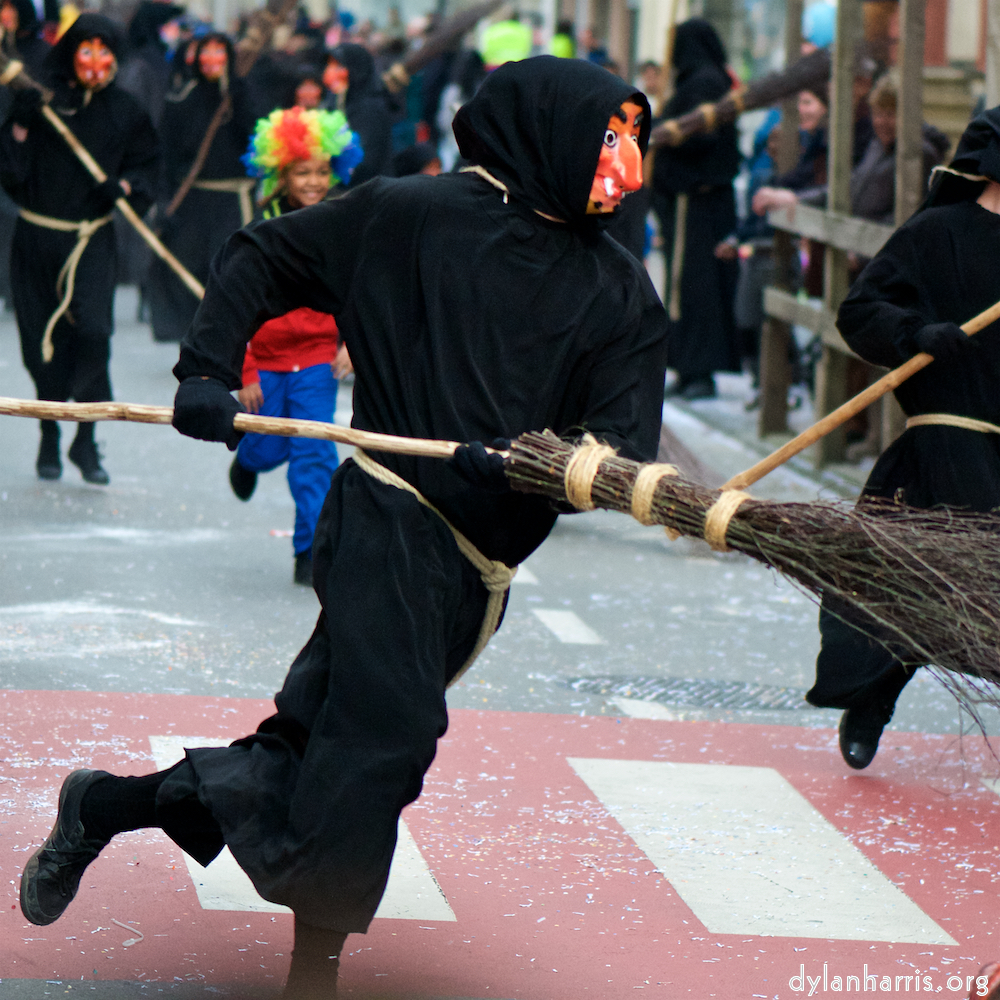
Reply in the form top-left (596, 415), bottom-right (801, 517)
top-left (325, 43), bottom-right (392, 187)
top-left (155, 56), bottom-right (668, 933)
top-left (147, 36), bottom-right (259, 342)
top-left (652, 19), bottom-right (740, 389)
top-left (0, 14), bottom-right (157, 406)
top-left (808, 108), bottom-right (1000, 711)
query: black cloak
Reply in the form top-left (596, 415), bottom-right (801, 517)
top-left (651, 19), bottom-right (740, 386)
top-left (0, 12), bottom-right (158, 401)
top-left (147, 33), bottom-right (260, 342)
top-left (809, 106), bottom-right (1000, 710)
top-left (160, 55), bottom-right (668, 932)
top-left (327, 42), bottom-right (392, 186)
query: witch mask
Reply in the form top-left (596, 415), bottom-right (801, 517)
top-left (198, 38), bottom-right (228, 81)
top-left (586, 100), bottom-right (644, 214)
top-left (73, 37), bottom-right (116, 89)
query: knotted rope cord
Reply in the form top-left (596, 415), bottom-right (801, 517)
top-left (459, 165), bottom-right (510, 204)
top-left (630, 462), bottom-right (678, 524)
top-left (929, 165), bottom-right (991, 184)
top-left (191, 177), bottom-right (256, 226)
top-left (19, 208), bottom-right (113, 363)
top-left (353, 448), bottom-right (517, 686)
top-left (563, 434), bottom-right (616, 510)
top-left (697, 102), bottom-right (717, 129)
top-left (703, 489), bottom-right (752, 552)
top-left (906, 413), bottom-right (1000, 435)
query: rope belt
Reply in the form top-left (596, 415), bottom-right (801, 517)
top-left (191, 178), bottom-right (256, 227)
top-left (18, 207), bottom-right (113, 363)
top-left (352, 448), bottom-right (518, 686)
top-left (906, 413), bottom-right (1000, 435)
top-left (564, 435), bottom-right (752, 552)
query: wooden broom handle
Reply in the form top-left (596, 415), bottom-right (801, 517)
top-left (38, 105), bottom-right (205, 300)
top-left (723, 296), bottom-right (1000, 491)
top-left (0, 397), bottom-right (462, 459)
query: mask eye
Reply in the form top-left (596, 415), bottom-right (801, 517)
top-left (604, 128), bottom-right (619, 148)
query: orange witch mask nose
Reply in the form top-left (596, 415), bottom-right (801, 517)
top-left (586, 100), bottom-right (644, 215)
top-left (73, 38), bottom-right (116, 89)
top-left (198, 39), bottom-right (229, 81)
top-left (323, 58), bottom-right (349, 95)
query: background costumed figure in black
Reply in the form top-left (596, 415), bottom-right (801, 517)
top-left (323, 42), bottom-right (392, 186)
top-left (147, 33), bottom-right (259, 342)
top-left (652, 18), bottom-right (741, 400)
top-left (806, 107), bottom-right (1000, 769)
top-left (17, 55), bottom-right (668, 999)
top-left (0, 12), bottom-right (158, 484)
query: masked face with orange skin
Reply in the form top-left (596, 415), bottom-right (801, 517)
top-left (198, 38), bottom-right (228, 81)
top-left (0, 2), bottom-right (19, 33)
top-left (323, 58), bottom-right (349, 95)
top-left (74, 38), bottom-right (116, 90)
top-left (295, 78), bottom-right (323, 109)
top-left (586, 100), bottom-right (644, 214)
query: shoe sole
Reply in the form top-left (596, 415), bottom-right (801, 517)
top-left (20, 769), bottom-right (104, 926)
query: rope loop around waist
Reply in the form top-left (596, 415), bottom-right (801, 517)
top-left (906, 413), bottom-right (1000, 436)
top-left (191, 178), bottom-right (256, 226)
top-left (352, 448), bottom-right (517, 685)
top-left (18, 207), bottom-right (113, 363)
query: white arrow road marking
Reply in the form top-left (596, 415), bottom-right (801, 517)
top-left (149, 736), bottom-right (455, 921)
top-left (532, 609), bottom-right (604, 644)
top-left (568, 757), bottom-right (956, 944)
top-left (510, 565), bottom-right (538, 585)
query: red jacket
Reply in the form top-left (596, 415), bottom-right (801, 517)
top-left (242, 308), bottom-right (339, 386)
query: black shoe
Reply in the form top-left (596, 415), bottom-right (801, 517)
top-left (838, 703), bottom-right (894, 770)
top-left (67, 436), bottom-right (110, 485)
top-left (294, 551), bottom-right (313, 587)
top-left (36, 426), bottom-right (61, 480)
top-left (229, 457), bottom-right (257, 501)
top-left (680, 378), bottom-right (716, 401)
top-left (20, 769), bottom-right (112, 926)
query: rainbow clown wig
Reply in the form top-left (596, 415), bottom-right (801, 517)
top-left (242, 106), bottom-right (364, 201)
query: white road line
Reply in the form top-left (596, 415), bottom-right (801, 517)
top-left (510, 565), bottom-right (538, 585)
top-left (532, 608), bottom-right (604, 644)
top-left (0, 602), bottom-right (204, 626)
top-left (149, 736), bottom-right (455, 922)
top-left (610, 697), bottom-right (693, 721)
top-left (568, 757), bottom-right (955, 945)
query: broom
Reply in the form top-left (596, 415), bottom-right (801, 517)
top-left (503, 429), bottom-right (1000, 700)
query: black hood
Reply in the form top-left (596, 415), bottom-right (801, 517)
top-left (453, 55), bottom-right (650, 225)
top-left (924, 106), bottom-right (1000, 209)
top-left (128, 1), bottom-right (183, 50)
top-left (43, 13), bottom-right (123, 84)
top-left (672, 18), bottom-right (727, 79)
top-left (330, 42), bottom-right (377, 100)
top-left (193, 32), bottom-right (234, 82)
top-left (11, 0), bottom-right (38, 34)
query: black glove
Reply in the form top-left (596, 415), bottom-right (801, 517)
top-left (10, 87), bottom-right (42, 127)
top-left (172, 376), bottom-right (244, 450)
top-left (911, 322), bottom-right (970, 361)
top-left (449, 438), bottom-right (510, 493)
top-left (92, 177), bottom-right (124, 214)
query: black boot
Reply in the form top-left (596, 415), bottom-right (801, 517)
top-left (294, 550), bottom-right (313, 587)
top-left (838, 664), bottom-right (911, 770)
top-left (282, 918), bottom-right (346, 999)
top-left (228, 456), bottom-right (257, 501)
top-left (68, 425), bottom-right (109, 485)
top-left (36, 421), bottom-right (61, 480)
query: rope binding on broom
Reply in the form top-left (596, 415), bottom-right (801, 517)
top-left (562, 435), bottom-right (752, 550)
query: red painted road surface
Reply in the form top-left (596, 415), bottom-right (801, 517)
top-left (1, 690), bottom-right (998, 998)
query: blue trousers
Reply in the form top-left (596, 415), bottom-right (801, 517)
top-left (237, 364), bottom-right (339, 556)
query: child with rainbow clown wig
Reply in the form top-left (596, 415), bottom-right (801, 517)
top-left (229, 106), bottom-right (363, 587)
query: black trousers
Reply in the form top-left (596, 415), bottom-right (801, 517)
top-left (12, 218), bottom-right (115, 404)
top-left (156, 461), bottom-right (496, 931)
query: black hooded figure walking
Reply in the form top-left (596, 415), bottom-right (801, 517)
top-left (652, 18), bottom-right (740, 400)
top-left (0, 13), bottom-right (158, 483)
top-left (807, 107), bottom-right (1000, 769)
top-left (18, 56), bottom-right (668, 999)
top-left (147, 33), bottom-right (259, 342)
top-left (324, 42), bottom-right (392, 186)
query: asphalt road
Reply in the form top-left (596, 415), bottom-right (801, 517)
top-left (1, 290), bottom-right (998, 998)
